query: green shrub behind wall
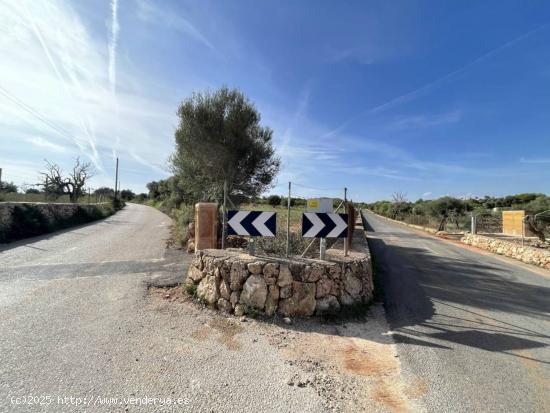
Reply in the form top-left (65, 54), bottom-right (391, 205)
top-left (0, 203), bottom-right (117, 243)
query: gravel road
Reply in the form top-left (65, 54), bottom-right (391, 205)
top-left (362, 210), bottom-right (550, 413)
top-left (1, 204), bottom-right (411, 413)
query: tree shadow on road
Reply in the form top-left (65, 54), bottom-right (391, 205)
top-left (361, 223), bottom-right (550, 365)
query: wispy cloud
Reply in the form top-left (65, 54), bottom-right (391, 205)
top-left (108, 0), bottom-right (119, 94)
top-left (520, 157), bottom-right (550, 164)
top-left (387, 110), bottom-right (462, 130)
top-left (135, 0), bottom-right (215, 51)
top-left (0, 0), bottom-right (179, 190)
top-left (25, 136), bottom-right (67, 153)
top-left (324, 22), bottom-right (550, 137)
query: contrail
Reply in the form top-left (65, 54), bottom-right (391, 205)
top-left (21, 1), bottom-right (102, 168)
top-left (323, 21), bottom-right (550, 138)
top-left (108, 0), bottom-right (119, 95)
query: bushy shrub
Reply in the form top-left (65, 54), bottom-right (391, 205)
top-left (4, 205), bottom-right (50, 241)
top-left (172, 204), bottom-right (194, 247)
top-left (267, 195), bottom-right (281, 206)
top-left (0, 203), bottom-right (116, 243)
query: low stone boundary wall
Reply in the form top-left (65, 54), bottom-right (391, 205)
top-left (0, 202), bottom-right (114, 243)
top-left (186, 246), bottom-right (373, 317)
top-left (461, 234), bottom-right (550, 269)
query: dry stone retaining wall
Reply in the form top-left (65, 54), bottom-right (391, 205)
top-left (186, 248), bottom-right (373, 317)
top-left (0, 202), bottom-right (114, 243)
top-left (461, 234), bottom-right (550, 269)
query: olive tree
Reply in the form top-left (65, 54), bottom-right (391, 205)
top-left (427, 196), bottom-right (465, 231)
top-left (170, 87), bottom-right (280, 203)
top-left (39, 158), bottom-right (94, 203)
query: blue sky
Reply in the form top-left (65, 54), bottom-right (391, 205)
top-left (0, 0), bottom-right (549, 202)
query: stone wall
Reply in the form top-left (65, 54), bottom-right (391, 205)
top-left (0, 202), bottom-right (114, 243)
top-left (461, 233), bottom-right (550, 269)
top-left (186, 247), bottom-right (373, 317)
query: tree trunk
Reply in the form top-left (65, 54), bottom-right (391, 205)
top-left (526, 217), bottom-right (546, 242)
top-left (438, 217), bottom-right (447, 232)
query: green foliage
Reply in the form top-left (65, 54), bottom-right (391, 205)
top-left (134, 193), bottom-right (148, 202)
top-left (6, 205), bottom-right (50, 240)
top-left (0, 204), bottom-right (115, 243)
top-left (171, 87), bottom-right (280, 203)
top-left (111, 198), bottom-right (125, 211)
top-left (267, 195), bottom-right (281, 206)
top-left (0, 181), bottom-right (18, 193)
top-left (367, 193), bottom-right (550, 232)
top-left (183, 283), bottom-right (198, 298)
top-left (120, 189), bottom-right (135, 201)
top-left (172, 204), bottom-right (194, 247)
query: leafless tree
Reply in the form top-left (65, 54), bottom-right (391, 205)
top-left (391, 191), bottom-right (408, 219)
top-left (39, 158), bottom-right (94, 203)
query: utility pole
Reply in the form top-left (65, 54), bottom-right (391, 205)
top-left (114, 157), bottom-right (119, 200)
top-left (0, 167), bottom-right (2, 190)
top-left (286, 181), bottom-right (291, 257)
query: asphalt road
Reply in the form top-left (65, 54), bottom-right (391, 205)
top-left (0, 204), bottom-right (331, 413)
top-left (362, 210), bottom-right (550, 413)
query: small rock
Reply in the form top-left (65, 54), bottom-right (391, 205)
top-left (280, 285), bottom-right (292, 299)
top-left (230, 291), bottom-right (240, 307)
top-left (240, 316), bottom-right (247, 322)
top-left (277, 265), bottom-right (293, 287)
top-left (219, 279), bottom-right (231, 300)
top-left (234, 304), bottom-right (246, 317)
top-left (283, 317), bottom-right (292, 325)
top-left (240, 274), bottom-right (268, 310)
top-left (247, 261), bottom-right (264, 274)
top-left (263, 262), bottom-right (279, 278)
top-left (217, 298), bottom-right (232, 313)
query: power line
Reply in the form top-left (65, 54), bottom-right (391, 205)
top-left (0, 84), bottom-right (82, 147)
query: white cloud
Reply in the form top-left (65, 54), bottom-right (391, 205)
top-left (135, 0), bottom-right (215, 51)
top-left (387, 110), bottom-right (462, 130)
top-left (25, 136), bottom-right (67, 153)
top-left (0, 0), bottom-right (179, 191)
top-left (108, 0), bottom-right (120, 94)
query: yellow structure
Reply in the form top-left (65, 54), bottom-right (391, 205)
top-left (502, 210), bottom-right (525, 236)
top-left (194, 203), bottom-right (218, 251)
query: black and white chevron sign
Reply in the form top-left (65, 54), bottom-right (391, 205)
top-left (227, 210), bottom-right (277, 237)
top-left (302, 213), bottom-right (348, 238)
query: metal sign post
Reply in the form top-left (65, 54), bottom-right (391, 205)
top-left (320, 238), bottom-right (326, 260)
top-left (249, 237), bottom-right (256, 256)
top-left (302, 212), bottom-right (349, 261)
top-left (344, 187), bottom-right (348, 257)
top-left (222, 181), bottom-right (227, 250)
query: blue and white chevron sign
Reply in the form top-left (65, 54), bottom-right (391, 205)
top-left (302, 213), bottom-right (348, 238)
top-left (227, 210), bottom-right (277, 237)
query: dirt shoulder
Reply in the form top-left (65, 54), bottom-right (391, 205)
top-left (149, 284), bottom-right (424, 412)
